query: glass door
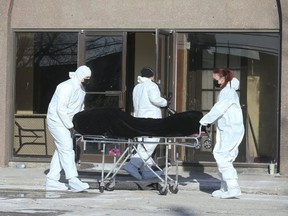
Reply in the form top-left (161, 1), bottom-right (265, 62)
top-left (78, 31), bottom-right (127, 109)
top-left (77, 31), bottom-right (127, 163)
top-left (154, 29), bottom-right (176, 165)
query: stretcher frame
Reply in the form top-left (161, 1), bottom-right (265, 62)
top-left (77, 125), bottom-right (212, 195)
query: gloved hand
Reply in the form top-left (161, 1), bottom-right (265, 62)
top-left (163, 92), bottom-right (172, 102)
top-left (165, 101), bottom-right (171, 108)
top-left (200, 122), bottom-right (211, 128)
top-left (163, 93), bottom-right (172, 109)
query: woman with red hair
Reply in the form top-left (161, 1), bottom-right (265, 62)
top-left (200, 68), bottom-right (244, 199)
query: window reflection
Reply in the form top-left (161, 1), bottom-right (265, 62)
top-left (85, 36), bottom-right (123, 92)
top-left (15, 32), bottom-right (78, 114)
top-left (83, 35), bottom-right (123, 109)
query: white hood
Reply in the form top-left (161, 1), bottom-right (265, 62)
top-left (230, 77), bottom-right (239, 90)
top-left (137, 76), bottom-right (151, 84)
top-left (69, 65), bottom-right (91, 82)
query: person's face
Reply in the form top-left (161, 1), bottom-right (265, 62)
top-left (213, 73), bottom-right (225, 86)
top-left (81, 76), bottom-right (91, 87)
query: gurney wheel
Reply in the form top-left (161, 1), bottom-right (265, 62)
top-left (106, 187), bottom-right (114, 191)
top-left (169, 184), bottom-right (179, 194)
top-left (99, 186), bottom-right (105, 193)
top-left (159, 186), bottom-right (168, 195)
top-left (195, 143), bottom-right (201, 149)
top-left (204, 140), bottom-right (212, 149)
top-left (105, 182), bottom-right (115, 191)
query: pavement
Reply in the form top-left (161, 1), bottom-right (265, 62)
top-left (1, 161), bottom-right (288, 196)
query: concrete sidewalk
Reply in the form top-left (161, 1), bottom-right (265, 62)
top-left (1, 162), bottom-right (288, 196)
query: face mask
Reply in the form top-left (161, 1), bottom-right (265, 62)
top-left (213, 79), bottom-right (221, 88)
top-left (81, 78), bottom-right (90, 87)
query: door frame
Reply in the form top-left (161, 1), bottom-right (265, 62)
top-left (155, 29), bottom-right (177, 165)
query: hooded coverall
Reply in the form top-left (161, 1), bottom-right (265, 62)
top-left (46, 66), bottom-right (91, 182)
top-left (131, 76), bottom-right (167, 172)
top-left (200, 78), bottom-right (244, 197)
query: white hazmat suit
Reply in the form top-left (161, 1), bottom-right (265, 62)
top-left (200, 77), bottom-right (244, 198)
top-left (46, 65), bottom-right (91, 192)
top-left (124, 75), bottom-right (167, 180)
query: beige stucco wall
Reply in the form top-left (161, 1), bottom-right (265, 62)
top-left (0, 0), bottom-right (13, 166)
top-left (1, 0), bottom-right (287, 174)
top-left (279, 0), bottom-right (288, 175)
top-left (10, 0), bottom-right (278, 30)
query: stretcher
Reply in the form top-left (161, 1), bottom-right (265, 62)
top-left (76, 125), bottom-right (212, 195)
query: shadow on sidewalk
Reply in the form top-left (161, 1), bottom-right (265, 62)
top-left (180, 163), bottom-right (220, 194)
top-left (44, 162), bottom-right (220, 194)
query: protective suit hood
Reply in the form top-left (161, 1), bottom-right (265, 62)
top-left (137, 76), bottom-right (151, 84)
top-left (230, 78), bottom-right (239, 90)
top-left (69, 65), bottom-right (91, 83)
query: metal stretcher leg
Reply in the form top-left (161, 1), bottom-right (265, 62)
top-left (98, 143), bottom-right (105, 193)
top-left (130, 138), bottom-right (179, 195)
top-left (158, 144), bottom-right (169, 195)
top-left (158, 140), bottom-right (179, 195)
top-left (99, 140), bottom-right (137, 192)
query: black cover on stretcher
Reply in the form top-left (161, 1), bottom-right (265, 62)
top-left (73, 107), bottom-right (204, 139)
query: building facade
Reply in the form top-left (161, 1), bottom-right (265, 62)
top-left (1, 0), bottom-right (288, 174)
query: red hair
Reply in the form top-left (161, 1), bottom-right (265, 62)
top-left (213, 68), bottom-right (233, 89)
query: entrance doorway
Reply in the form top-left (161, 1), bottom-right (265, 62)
top-left (77, 30), bottom-right (174, 164)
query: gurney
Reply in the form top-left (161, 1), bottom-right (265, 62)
top-left (73, 107), bottom-right (212, 195)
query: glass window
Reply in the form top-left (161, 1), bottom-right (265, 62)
top-left (85, 35), bottom-right (122, 92)
top-left (15, 32), bottom-right (78, 114)
top-left (201, 91), bottom-right (213, 110)
top-left (82, 35), bottom-right (123, 109)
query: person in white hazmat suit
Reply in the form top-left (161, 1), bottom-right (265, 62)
top-left (200, 68), bottom-right (244, 199)
top-left (123, 67), bottom-right (167, 180)
top-left (46, 65), bottom-right (91, 192)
